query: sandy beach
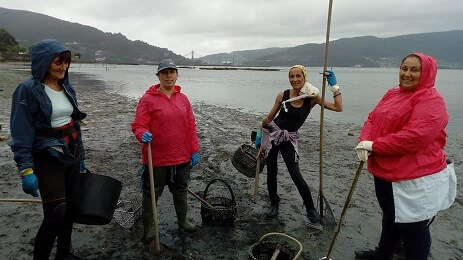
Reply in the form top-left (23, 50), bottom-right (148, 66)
top-left (0, 63), bottom-right (462, 260)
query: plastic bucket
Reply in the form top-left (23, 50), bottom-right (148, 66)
top-left (74, 172), bottom-right (122, 225)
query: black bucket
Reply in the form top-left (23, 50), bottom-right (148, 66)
top-left (74, 171), bottom-right (122, 225)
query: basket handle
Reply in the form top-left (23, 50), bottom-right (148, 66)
top-left (258, 232), bottom-right (303, 260)
top-left (240, 144), bottom-right (259, 161)
top-left (202, 178), bottom-right (236, 204)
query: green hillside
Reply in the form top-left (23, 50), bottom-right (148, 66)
top-left (1, 7), bottom-right (461, 68)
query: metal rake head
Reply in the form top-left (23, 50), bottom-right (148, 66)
top-left (113, 196), bottom-right (142, 229)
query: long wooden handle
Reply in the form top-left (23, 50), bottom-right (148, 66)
top-left (318, 0), bottom-right (335, 221)
top-left (187, 189), bottom-right (214, 208)
top-left (324, 161), bottom-right (364, 259)
top-left (147, 143), bottom-right (161, 253)
top-left (0, 198), bottom-right (42, 203)
top-left (253, 147), bottom-right (262, 202)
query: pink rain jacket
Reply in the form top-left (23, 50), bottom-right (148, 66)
top-left (132, 84), bottom-right (199, 167)
top-left (359, 53), bottom-right (449, 182)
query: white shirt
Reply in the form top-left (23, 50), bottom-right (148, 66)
top-left (43, 84), bottom-right (73, 127)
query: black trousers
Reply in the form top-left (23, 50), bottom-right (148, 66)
top-left (32, 147), bottom-right (80, 259)
top-left (374, 177), bottom-right (431, 260)
top-left (265, 140), bottom-right (315, 210)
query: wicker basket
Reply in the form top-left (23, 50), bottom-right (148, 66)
top-left (231, 144), bottom-right (266, 178)
top-left (201, 178), bottom-right (237, 226)
top-left (248, 233), bottom-right (302, 260)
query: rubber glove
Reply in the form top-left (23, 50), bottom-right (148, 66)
top-left (355, 141), bottom-right (373, 162)
top-left (21, 169), bottom-right (39, 197)
top-left (191, 153), bottom-right (200, 167)
top-left (141, 131), bottom-right (152, 143)
top-left (255, 129), bottom-right (262, 149)
top-left (79, 160), bottom-right (86, 173)
top-left (326, 70), bottom-right (340, 93)
top-left (299, 82), bottom-right (319, 98)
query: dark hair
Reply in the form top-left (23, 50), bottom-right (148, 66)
top-left (57, 51), bottom-right (72, 63)
top-left (400, 54), bottom-right (420, 67)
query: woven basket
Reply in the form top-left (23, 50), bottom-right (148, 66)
top-left (201, 178), bottom-right (236, 226)
top-left (231, 144), bottom-right (266, 178)
top-left (248, 233), bottom-right (302, 260)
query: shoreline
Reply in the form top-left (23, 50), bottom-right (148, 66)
top-left (0, 64), bottom-right (462, 259)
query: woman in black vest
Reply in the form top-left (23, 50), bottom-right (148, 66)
top-left (258, 65), bottom-right (343, 224)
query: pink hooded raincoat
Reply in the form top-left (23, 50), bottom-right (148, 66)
top-left (359, 53), bottom-right (449, 182)
top-left (132, 84), bottom-right (199, 167)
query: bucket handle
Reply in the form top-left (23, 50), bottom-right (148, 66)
top-left (203, 178), bottom-right (235, 204)
top-left (258, 232), bottom-right (303, 260)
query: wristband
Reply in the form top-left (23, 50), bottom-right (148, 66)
top-left (333, 93), bottom-right (342, 98)
top-left (20, 168), bottom-right (33, 176)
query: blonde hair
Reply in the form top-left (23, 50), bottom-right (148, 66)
top-left (289, 65), bottom-right (308, 82)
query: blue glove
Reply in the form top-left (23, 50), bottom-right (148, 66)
top-left (79, 160), bottom-right (86, 173)
top-left (141, 131), bottom-right (152, 143)
top-left (191, 153), bottom-right (200, 167)
top-left (22, 172), bottom-right (39, 197)
top-left (326, 70), bottom-right (337, 86)
top-left (255, 129), bottom-right (262, 149)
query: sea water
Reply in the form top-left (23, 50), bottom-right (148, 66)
top-left (70, 64), bottom-right (462, 135)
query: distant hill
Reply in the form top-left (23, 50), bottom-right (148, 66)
top-left (200, 31), bottom-right (463, 68)
top-left (0, 7), bottom-right (193, 64)
top-left (1, 7), bottom-right (461, 68)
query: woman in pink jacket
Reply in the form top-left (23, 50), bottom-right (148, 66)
top-left (354, 53), bottom-right (456, 259)
top-left (132, 59), bottom-right (200, 246)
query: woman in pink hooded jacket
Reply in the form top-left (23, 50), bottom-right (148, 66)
top-left (354, 53), bottom-right (456, 260)
top-left (132, 59), bottom-right (200, 246)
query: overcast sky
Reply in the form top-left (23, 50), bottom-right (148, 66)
top-left (1, 0), bottom-right (462, 58)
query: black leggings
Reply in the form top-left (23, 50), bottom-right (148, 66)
top-left (33, 149), bottom-right (79, 259)
top-left (374, 177), bottom-right (431, 260)
top-left (265, 140), bottom-right (315, 210)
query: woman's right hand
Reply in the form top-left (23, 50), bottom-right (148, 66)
top-left (141, 131), bottom-right (152, 143)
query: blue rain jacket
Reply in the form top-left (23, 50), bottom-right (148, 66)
top-left (9, 39), bottom-right (87, 172)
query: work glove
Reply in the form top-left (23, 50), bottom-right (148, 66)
top-left (141, 131), bottom-right (152, 143)
top-left (79, 160), bottom-right (86, 173)
top-left (21, 169), bottom-right (39, 197)
top-left (355, 141), bottom-right (373, 162)
top-left (326, 70), bottom-right (340, 93)
top-left (255, 129), bottom-right (262, 149)
top-left (191, 153), bottom-right (200, 167)
top-left (299, 82), bottom-right (319, 98)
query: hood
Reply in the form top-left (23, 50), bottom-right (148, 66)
top-left (412, 52), bottom-right (438, 91)
top-left (30, 39), bottom-right (71, 83)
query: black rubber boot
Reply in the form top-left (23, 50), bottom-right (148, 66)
top-left (265, 203), bottom-right (279, 219)
top-left (55, 252), bottom-right (86, 260)
top-left (306, 209), bottom-right (321, 223)
top-left (355, 247), bottom-right (393, 260)
top-left (173, 192), bottom-right (197, 232)
top-left (141, 193), bottom-right (156, 244)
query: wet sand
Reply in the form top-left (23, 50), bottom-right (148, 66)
top-left (0, 63), bottom-right (462, 259)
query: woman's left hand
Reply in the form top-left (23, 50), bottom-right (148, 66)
top-left (326, 70), bottom-right (337, 86)
top-left (191, 153), bottom-right (200, 167)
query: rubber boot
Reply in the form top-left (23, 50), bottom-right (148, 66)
top-left (141, 193), bottom-right (156, 244)
top-left (265, 203), bottom-right (279, 219)
top-left (173, 193), bottom-right (197, 232)
top-left (355, 247), bottom-right (393, 260)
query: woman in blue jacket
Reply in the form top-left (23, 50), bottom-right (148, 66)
top-left (9, 39), bottom-right (86, 259)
